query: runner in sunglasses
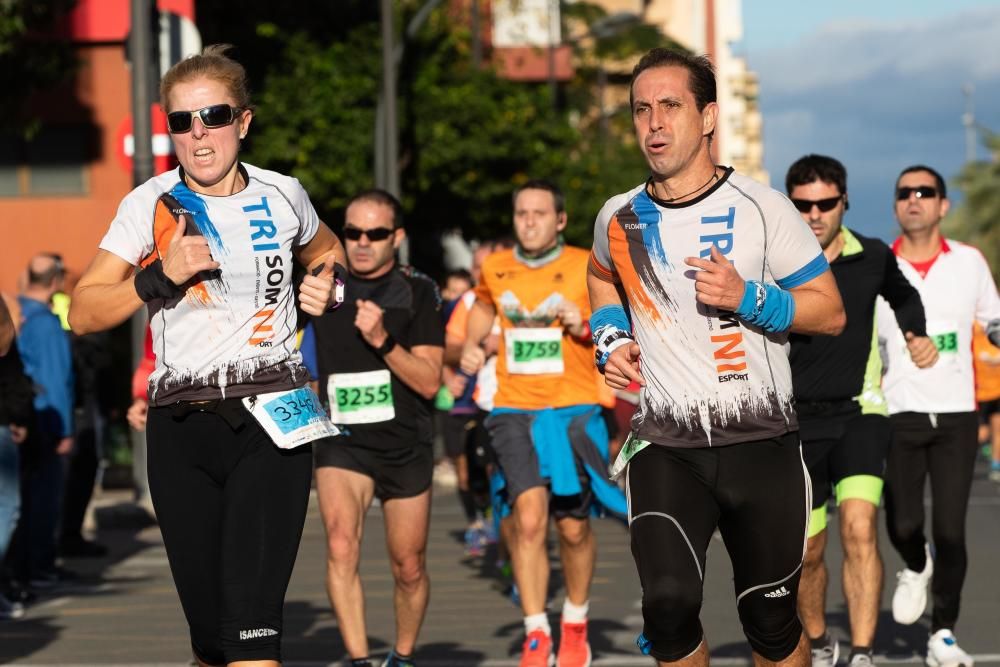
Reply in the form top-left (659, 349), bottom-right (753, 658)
top-left (68, 45), bottom-right (345, 667)
top-left (877, 165), bottom-right (1000, 667)
top-left (785, 155), bottom-right (936, 667)
top-left (309, 189), bottom-right (444, 667)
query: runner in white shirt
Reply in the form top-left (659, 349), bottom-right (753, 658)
top-left (876, 164), bottom-right (1000, 667)
top-left (68, 46), bottom-right (344, 667)
top-left (588, 48), bottom-right (845, 666)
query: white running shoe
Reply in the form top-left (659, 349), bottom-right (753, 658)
top-left (893, 543), bottom-right (933, 625)
top-left (926, 629), bottom-right (974, 667)
top-left (849, 653), bottom-right (875, 667)
top-left (811, 637), bottom-right (839, 667)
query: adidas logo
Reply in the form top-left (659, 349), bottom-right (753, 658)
top-left (764, 586), bottom-right (790, 598)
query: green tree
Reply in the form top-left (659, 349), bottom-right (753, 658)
top-left (244, 2), bottom-right (669, 267)
top-left (945, 133), bottom-right (1000, 283)
top-left (0, 0), bottom-right (78, 133)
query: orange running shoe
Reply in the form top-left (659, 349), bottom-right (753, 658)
top-left (520, 628), bottom-right (555, 667)
top-left (557, 621), bottom-right (592, 667)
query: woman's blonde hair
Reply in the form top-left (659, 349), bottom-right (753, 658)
top-left (160, 44), bottom-right (251, 112)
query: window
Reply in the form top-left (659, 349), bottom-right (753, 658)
top-left (0, 126), bottom-right (92, 197)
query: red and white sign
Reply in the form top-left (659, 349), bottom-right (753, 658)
top-left (116, 103), bottom-right (177, 175)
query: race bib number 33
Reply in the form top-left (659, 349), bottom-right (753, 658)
top-left (505, 327), bottom-right (564, 375)
top-left (327, 369), bottom-right (395, 424)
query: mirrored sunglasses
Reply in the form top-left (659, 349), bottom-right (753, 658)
top-left (896, 186), bottom-right (938, 201)
top-left (167, 104), bottom-right (242, 134)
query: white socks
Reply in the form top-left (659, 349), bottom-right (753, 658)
top-left (562, 598), bottom-right (590, 624)
top-left (524, 599), bottom-right (589, 635)
top-left (525, 612), bottom-right (551, 636)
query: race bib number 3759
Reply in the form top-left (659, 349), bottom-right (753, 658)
top-left (505, 327), bottom-right (564, 375)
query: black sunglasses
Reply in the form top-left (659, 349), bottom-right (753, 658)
top-left (167, 104), bottom-right (242, 134)
top-left (896, 186), bottom-right (938, 201)
top-left (343, 226), bottom-right (394, 242)
top-left (791, 196), bottom-right (843, 213)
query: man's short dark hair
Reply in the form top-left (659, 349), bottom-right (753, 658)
top-left (27, 253), bottom-right (65, 287)
top-left (629, 48), bottom-right (716, 112)
top-left (512, 179), bottom-right (565, 215)
top-left (346, 188), bottom-right (404, 229)
top-left (444, 268), bottom-right (472, 286)
top-left (896, 165), bottom-right (947, 199)
top-left (785, 154), bottom-right (848, 196)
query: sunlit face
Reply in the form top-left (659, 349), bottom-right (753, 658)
top-left (631, 66), bottom-right (718, 180)
top-left (166, 76), bottom-right (251, 196)
top-left (513, 188), bottom-right (566, 254)
top-left (344, 200), bottom-right (402, 278)
top-left (894, 170), bottom-right (949, 235)
top-left (789, 180), bottom-right (846, 250)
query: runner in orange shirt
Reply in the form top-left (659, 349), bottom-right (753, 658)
top-left (461, 180), bottom-right (626, 667)
top-left (973, 323), bottom-right (1000, 481)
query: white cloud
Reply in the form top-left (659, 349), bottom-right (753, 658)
top-left (747, 7), bottom-right (1000, 240)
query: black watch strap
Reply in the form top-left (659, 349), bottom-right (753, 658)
top-left (374, 333), bottom-right (397, 356)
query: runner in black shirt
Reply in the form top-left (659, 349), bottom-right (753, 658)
top-left (785, 155), bottom-right (937, 667)
top-left (312, 189), bottom-right (444, 667)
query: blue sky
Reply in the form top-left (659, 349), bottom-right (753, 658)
top-left (739, 1), bottom-right (1000, 241)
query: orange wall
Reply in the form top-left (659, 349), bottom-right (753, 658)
top-left (0, 45), bottom-right (133, 295)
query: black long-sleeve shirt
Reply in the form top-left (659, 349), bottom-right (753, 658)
top-left (790, 227), bottom-right (926, 404)
top-left (0, 341), bottom-right (35, 427)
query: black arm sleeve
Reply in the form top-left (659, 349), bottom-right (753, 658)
top-left (880, 245), bottom-right (927, 337)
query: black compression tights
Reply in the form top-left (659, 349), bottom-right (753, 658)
top-left (147, 404), bottom-right (313, 664)
top-left (885, 411), bottom-right (979, 632)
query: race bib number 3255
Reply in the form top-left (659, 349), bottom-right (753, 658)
top-left (327, 369), bottom-right (395, 424)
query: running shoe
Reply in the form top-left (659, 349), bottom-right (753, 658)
top-left (463, 522), bottom-right (488, 557)
top-left (557, 620), bottom-right (591, 667)
top-left (381, 650), bottom-right (417, 667)
top-left (520, 629), bottom-right (554, 667)
top-left (811, 637), bottom-right (839, 667)
top-left (989, 461), bottom-right (1000, 483)
top-left (926, 629), bottom-right (974, 667)
top-left (893, 543), bottom-right (933, 624)
top-left (0, 593), bottom-right (25, 620)
top-left (849, 652), bottom-right (874, 667)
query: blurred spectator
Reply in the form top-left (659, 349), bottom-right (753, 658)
top-left (59, 296), bottom-right (112, 558)
top-left (127, 327), bottom-right (155, 432)
top-left (0, 295), bottom-right (33, 619)
top-left (13, 253), bottom-right (75, 589)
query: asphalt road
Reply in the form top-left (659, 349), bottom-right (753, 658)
top-left (2, 458), bottom-right (998, 666)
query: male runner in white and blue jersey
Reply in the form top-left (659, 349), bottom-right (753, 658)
top-left (587, 48), bottom-right (845, 666)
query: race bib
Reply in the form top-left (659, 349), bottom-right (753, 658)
top-left (931, 331), bottom-right (958, 353)
top-left (609, 431), bottom-right (651, 481)
top-left (243, 387), bottom-right (340, 449)
top-left (505, 327), bottom-right (564, 375)
top-left (327, 369), bottom-right (395, 424)
top-left (897, 320), bottom-right (960, 363)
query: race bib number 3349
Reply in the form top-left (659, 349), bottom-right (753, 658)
top-left (242, 386), bottom-right (340, 449)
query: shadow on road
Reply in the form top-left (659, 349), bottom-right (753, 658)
top-left (0, 498), bottom-right (160, 663)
